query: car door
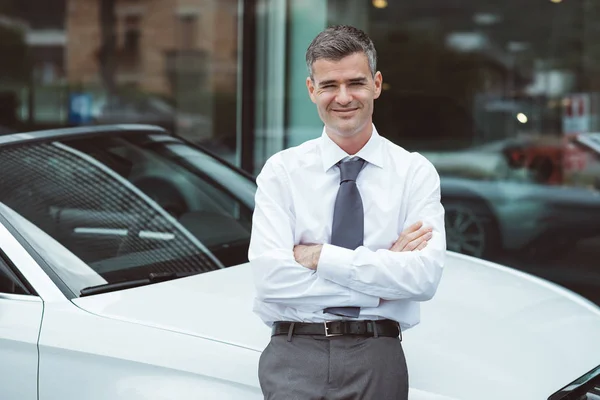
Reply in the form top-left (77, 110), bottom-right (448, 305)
top-left (0, 224), bottom-right (43, 400)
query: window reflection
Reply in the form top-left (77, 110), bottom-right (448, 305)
top-left (322, 0), bottom-right (600, 305)
top-left (2, 0), bottom-right (599, 306)
top-left (0, 0), bottom-right (240, 163)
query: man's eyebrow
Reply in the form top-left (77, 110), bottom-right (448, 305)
top-left (318, 79), bottom-right (337, 86)
top-left (318, 77), bottom-right (367, 86)
top-left (349, 77), bottom-right (367, 83)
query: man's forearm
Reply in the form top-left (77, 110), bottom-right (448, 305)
top-left (293, 221), bottom-right (432, 271)
top-left (317, 236), bottom-right (445, 301)
top-left (251, 249), bottom-right (380, 310)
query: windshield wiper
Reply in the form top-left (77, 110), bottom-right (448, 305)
top-left (79, 271), bottom-right (198, 297)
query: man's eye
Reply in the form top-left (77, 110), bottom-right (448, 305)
top-left (350, 82), bottom-right (363, 86)
top-left (322, 85), bottom-right (334, 89)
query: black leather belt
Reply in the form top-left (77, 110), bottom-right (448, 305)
top-left (272, 319), bottom-right (401, 339)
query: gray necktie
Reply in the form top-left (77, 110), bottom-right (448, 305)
top-left (323, 157), bottom-right (366, 318)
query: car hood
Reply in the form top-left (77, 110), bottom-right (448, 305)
top-left (73, 253), bottom-right (600, 400)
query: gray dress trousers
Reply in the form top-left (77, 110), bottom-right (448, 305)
top-left (258, 333), bottom-right (409, 400)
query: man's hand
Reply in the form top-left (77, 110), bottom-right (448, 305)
top-left (293, 244), bottom-right (323, 270)
top-left (389, 221), bottom-right (432, 252)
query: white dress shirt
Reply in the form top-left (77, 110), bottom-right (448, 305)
top-left (249, 125), bottom-right (446, 330)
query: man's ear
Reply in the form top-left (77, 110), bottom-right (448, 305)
top-left (373, 71), bottom-right (383, 100)
top-left (306, 77), bottom-right (317, 104)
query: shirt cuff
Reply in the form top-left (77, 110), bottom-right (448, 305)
top-left (317, 244), bottom-right (379, 308)
top-left (318, 243), bottom-right (354, 283)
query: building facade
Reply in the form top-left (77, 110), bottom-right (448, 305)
top-left (66, 0), bottom-right (239, 96)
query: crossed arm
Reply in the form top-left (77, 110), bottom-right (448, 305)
top-left (293, 221), bottom-right (433, 270)
top-left (249, 158), bottom-right (446, 311)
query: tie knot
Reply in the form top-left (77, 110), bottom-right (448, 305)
top-left (338, 158), bottom-right (365, 183)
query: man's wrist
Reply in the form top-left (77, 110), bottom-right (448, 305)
top-left (312, 245), bottom-right (323, 269)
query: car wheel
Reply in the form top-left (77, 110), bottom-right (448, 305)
top-left (443, 200), bottom-right (500, 259)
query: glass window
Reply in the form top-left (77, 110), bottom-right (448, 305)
top-left (0, 0), bottom-right (241, 164)
top-left (0, 254), bottom-right (29, 295)
top-left (178, 15), bottom-right (199, 50)
top-left (0, 131), bottom-right (254, 296)
top-left (121, 15), bottom-right (141, 70)
top-left (280, 0), bottom-right (600, 306)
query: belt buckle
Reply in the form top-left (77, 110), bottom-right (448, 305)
top-left (324, 321), bottom-right (342, 337)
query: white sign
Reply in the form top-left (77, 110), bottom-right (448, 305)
top-left (562, 94), bottom-right (591, 135)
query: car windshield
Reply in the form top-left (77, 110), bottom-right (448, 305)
top-left (0, 130), bottom-right (257, 296)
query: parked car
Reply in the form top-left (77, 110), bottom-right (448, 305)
top-left (468, 136), bottom-right (565, 185)
top-left (0, 125), bottom-right (599, 400)
top-left (374, 92), bottom-right (600, 260)
top-left (422, 144), bottom-right (600, 260)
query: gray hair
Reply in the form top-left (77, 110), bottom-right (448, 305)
top-left (305, 25), bottom-right (377, 79)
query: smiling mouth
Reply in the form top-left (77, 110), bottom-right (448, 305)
top-left (332, 108), bottom-right (358, 113)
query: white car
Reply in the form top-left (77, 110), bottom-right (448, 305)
top-left (1, 125), bottom-right (599, 400)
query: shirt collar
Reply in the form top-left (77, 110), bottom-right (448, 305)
top-left (320, 124), bottom-right (385, 172)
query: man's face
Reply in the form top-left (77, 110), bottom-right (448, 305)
top-left (307, 52), bottom-right (382, 139)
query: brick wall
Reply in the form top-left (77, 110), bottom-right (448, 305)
top-left (66, 0), bottom-right (238, 96)
top-left (66, 0), bottom-right (102, 85)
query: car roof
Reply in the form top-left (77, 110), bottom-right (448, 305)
top-left (0, 124), bottom-right (168, 148)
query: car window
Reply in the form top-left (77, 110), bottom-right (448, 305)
top-left (0, 137), bottom-right (237, 296)
top-left (0, 252), bottom-right (29, 295)
top-left (65, 134), bottom-right (254, 267)
top-left (161, 141), bottom-right (257, 208)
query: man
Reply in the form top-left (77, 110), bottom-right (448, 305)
top-left (249, 25), bottom-right (446, 399)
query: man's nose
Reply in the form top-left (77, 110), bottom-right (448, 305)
top-left (335, 86), bottom-right (352, 105)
